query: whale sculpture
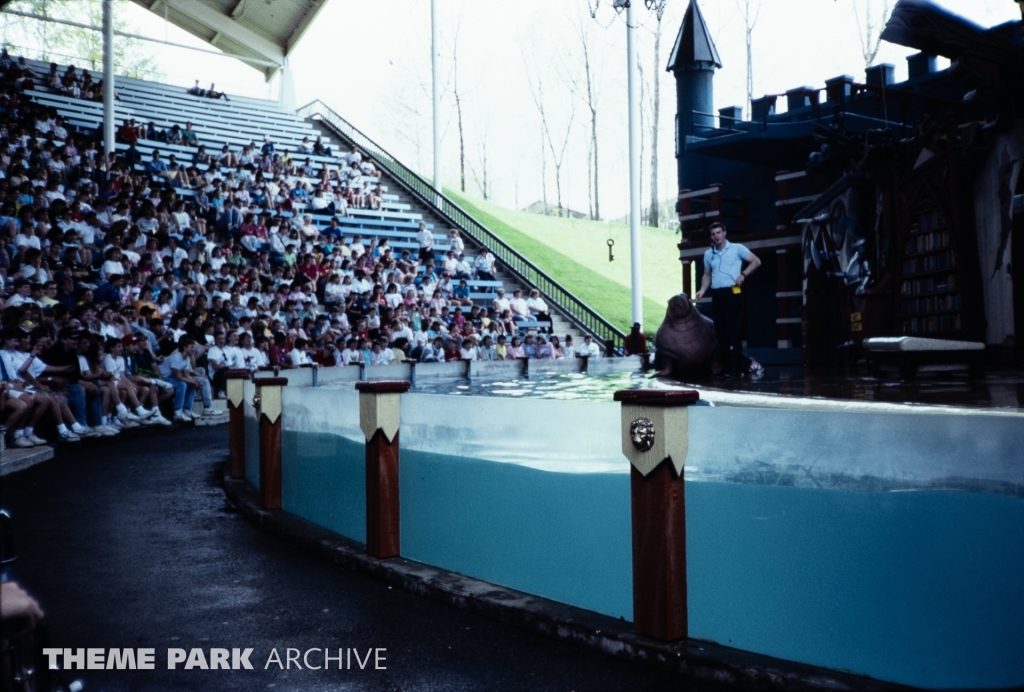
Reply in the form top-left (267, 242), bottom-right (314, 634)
top-left (652, 294), bottom-right (762, 380)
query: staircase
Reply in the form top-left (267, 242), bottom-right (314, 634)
top-left (383, 192), bottom-right (587, 345)
top-left (301, 100), bottom-right (625, 353)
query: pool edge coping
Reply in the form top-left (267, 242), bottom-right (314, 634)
top-left (222, 466), bottom-right (916, 692)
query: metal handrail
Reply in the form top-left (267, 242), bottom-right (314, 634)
top-left (298, 100), bottom-right (627, 350)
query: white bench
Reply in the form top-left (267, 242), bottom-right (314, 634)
top-left (863, 336), bottom-right (986, 379)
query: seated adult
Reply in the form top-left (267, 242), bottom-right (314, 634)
top-left (508, 289), bottom-right (531, 324)
top-left (492, 288), bottom-right (511, 315)
top-left (146, 150), bottom-right (169, 175)
top-left (158, 337), bottom-right (199, 422)
top-left (526, 289), bottom-right (552, 325)
top-left (418, 336), bottom-right (446, 363)
top-left (579, 334), bottom-right (602, 358)
top-left (116, 119), bottom-right (138, 145)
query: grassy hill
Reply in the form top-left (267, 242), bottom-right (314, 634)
top-left (445, 189), bottom-right (686, 336)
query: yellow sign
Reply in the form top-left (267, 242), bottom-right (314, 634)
top-left (851, 323), bottom-right (863, 332)
top-left (850, 312), bottom-right (863, 323)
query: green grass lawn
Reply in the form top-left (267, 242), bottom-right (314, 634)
top-left (445, 189), bottom-right (688, 335)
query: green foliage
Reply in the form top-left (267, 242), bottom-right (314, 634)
top-left (2, 0), bottom-right (161, 79)
top-left (446, 189), bottom-right (684, 336)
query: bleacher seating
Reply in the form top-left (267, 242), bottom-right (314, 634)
top-left (17, 57), bottom-right (577, 328)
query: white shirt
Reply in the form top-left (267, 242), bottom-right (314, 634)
top-left (370, 348), bottom-right (394, 366)
top-left (102, 353), bottom-right (127, 379)
top-left (238, 347), bottom-right (263, 371)
top-left (288, 348), bottom-right (311, 366)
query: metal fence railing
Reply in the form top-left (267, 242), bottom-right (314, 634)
top-left (298, 100), bottom-right (627, 352)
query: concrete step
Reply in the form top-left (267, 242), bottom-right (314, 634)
top-left (1, 444), bottom-right (55, 476)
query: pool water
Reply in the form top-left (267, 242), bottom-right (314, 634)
top-left (280, 428), bottom-right (1024, 689)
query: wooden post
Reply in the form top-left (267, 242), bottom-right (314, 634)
top-left (225, 369), bottom-right (250, 479)
top-left (613, 388), bottom-right (700, 641)
top-left (355, 380), bottom-right (411, 559)
top-left (254, 377), bottom-right (288, 511)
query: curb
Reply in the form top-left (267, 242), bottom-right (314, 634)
top-left (223, 471), bottom-right (913, 691)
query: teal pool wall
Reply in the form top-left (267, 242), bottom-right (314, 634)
top-left (400, 449), bottom-right (633, 619)
top-left (281, 431), bottom-right (365, 541)
top-left (267, 385), bottom-right (1024, 689)
top-left (686, 482), bottom-right (1024, 689)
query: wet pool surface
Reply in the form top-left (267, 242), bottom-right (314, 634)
top-left (411, 364), bottom-right (1024, 409)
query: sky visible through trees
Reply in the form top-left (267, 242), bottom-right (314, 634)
top-left (6, 0), bottom-right (1018, 221)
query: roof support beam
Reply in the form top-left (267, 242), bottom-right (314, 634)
top-left (283, 0), bottom-right (323, 57)
top-left (159, 0), bottom-right (284, 65)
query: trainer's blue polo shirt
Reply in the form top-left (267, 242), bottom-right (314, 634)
top-left (704, 241), bottom-right (751, 289)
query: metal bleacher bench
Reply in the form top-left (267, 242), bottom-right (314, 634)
top-left (863, 336), bottom-right (986, 380)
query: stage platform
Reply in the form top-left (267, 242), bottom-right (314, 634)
top-left (684, 364), bottom-right (1024, 410)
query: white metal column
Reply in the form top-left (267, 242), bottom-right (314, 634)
top-left (102, 0), bottom-right (115, 157)
top-left (626, 1), bottom-right (643, 327)
top-left (431, 0), bottom-right (442, 199)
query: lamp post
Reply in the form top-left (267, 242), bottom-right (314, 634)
top-left (431, 0), bottom-right (442, 202)
top-left (606, 0), bottom-right (666, 328)
top-left (626, 0), bottom-right (643, 328)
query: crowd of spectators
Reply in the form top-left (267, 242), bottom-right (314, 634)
top-left (0, 54), bottom-right (599, 451)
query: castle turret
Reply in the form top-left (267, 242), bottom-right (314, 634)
top-left (667, 0), bottom-right (722, 138)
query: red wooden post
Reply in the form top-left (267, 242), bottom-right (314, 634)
top-left (254, 377), bottom-right (288, 511)
top-left (614, 388), bottom-right (700, 641)
top-left (225, 369), bottom-right (250, 479)
top-left (356, 380), bottom-right (411, 559)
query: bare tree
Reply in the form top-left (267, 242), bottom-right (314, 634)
top-left (567, 17), bottom-right (602, 220)
top-left (647, 5), bottom-right (666, 228)
top-left (449, 17), bottom-right (468, 193)
top-left (853, 0), bottom-right (893, 68)
top-left (546, 102), bottom-right (577, 216)
top-left (735, 0), bottom-right (761, 115)
top-left (469, 118), bottom-right (492, 200)
top-left (524, 65), bottom-right (550, 214)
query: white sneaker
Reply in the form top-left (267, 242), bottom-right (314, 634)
top-left (173, 410), bottom-right (192, 422)
top-left (25, 434), bottom-right (47, 446)
top-left (98, 425), bottom-right (119, 436)
top-left (13, 436), bottom-right (35, 448)
top-left (202, 408), bottom-right (226, 417)
top-left (76, 426), bottom-right (102, 438)
top-left (150, 414), bottom-right (172, 427)
top-left (135, 408), bottom-right (156, 420)
top-left (58, 430), bottom-right (81, 442)
top-left (184, 409), bottom-right (196, 420)
top-left (118, 410), bottom-right (141, 422)
top-left (118, 418), bottom-right (140, 428)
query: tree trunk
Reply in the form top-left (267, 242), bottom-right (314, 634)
top-left (649, 16), bottom-right (662, 229)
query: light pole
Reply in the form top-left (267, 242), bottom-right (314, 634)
top-left (604, 0), bottom-right (665, 328)
top-left (625, 1), bottom-right (642, 327)
top-left (102, 0), bottom-right (115, 158)
top-left (431, 0), bottom-right (442, 201)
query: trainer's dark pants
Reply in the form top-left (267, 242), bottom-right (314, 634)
top-left (710, 287), bottom-right (744, 374)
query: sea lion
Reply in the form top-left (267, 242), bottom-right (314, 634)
top-left (652, 294), bottom-right (762, 380)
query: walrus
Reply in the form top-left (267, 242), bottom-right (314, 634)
top-left (652, 294), bottom-right (762, 380)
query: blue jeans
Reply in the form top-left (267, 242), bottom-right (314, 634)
top-left (66, 383), bottom-right (104, 427)
top-left (165, 377), bottom-right (196, 412)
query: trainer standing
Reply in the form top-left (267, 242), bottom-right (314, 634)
top-left (694, 221), bottom-right (760, 377)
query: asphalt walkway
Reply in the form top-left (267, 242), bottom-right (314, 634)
top-left (1, 427), bottom-right (726, 692)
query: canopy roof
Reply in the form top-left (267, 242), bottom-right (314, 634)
top-left (130, 0), bottom-right (327, 80)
